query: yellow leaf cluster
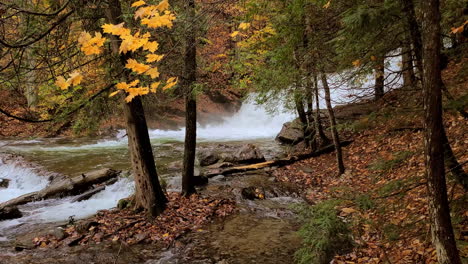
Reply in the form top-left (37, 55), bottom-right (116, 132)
top-left (55, 71), bottom-right (83, 90)
top-left (134, 0), bottom-right (170, 19)
top-left (102, 23), bottom-right (130, 37)
top-left (119, 32), bottom-right (151, 53)
top-left (125, 59), bottom-right (150, 74)
top-left (114, 80), bottom-right (150, 102)
top-left (323, 0), bottom-right (331, 9)
top-left (162, 77), bottom-right (177, 90)
top-left (131, 0), bottom-right (146, 7)
top-left (78, 32), bottom-right (106, 55)
top-left (146, 53), bottom-right (164, 63)
top-left (141, 11), bottom-right (176, 29)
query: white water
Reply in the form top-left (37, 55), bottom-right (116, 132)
top-left (0, 158), bottom-right (49, 203)
top-left (0, 177), bottom-right (134, 233)
top-left (3, 97), bottom-right (296, 152)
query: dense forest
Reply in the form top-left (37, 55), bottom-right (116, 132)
top-left (0, 0), bottom-right (467, 263)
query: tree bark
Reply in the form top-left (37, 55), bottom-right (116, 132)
top-left (374, 56), bottom-right (385, 100)
top-left (400, 0), bottom-right (423, 83)
top-left (182, 0), bottom-right (197, 196)
top-left (422, 0), bottom-right (462, 262)
top-left (320, 72), bottom-right (345, 175)
top-left (402, 36), bottom-right (415, 88)
top-left (105, 0), bottom-right (167, 216)
top-left (313, 72), bottom-right (330, 146)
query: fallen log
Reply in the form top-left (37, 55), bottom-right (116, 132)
top-left (204, 140), bottom-right (353, 178)
top-left (70, 178), bottom-right (118, 202)
top-left (0, 168), bottom-right (120, 209)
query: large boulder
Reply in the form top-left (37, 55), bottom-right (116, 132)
top-left (276, 119), bottom-right (304, 145)
top-left (231, 144), bottom-right (266, 164)
top-left (197, 150), bottom-right (219, 167)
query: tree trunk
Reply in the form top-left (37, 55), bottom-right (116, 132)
top-left (314, 72), bottom-right (330, 146)
top-left (442, 128), bottom-right (468, 190)
top-left (24, 50), bottom-right (38, 108)
top-left (182, 0), bottom-right (197, 196)
top-left (402, 36), bottom-right (415, 88)
top-left (105, 0), bottom-right (167, 216)
top-left (400, 0), bottom-right (423, 83)
top-left (374, 56), bottom-right (385, 100)
top-left (320, 72), bottom-right (345, 175)
top-left (421, 0), bottom-right (462, 262)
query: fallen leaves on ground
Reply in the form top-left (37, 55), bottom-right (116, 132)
top-left (273, 59), bottom-right (468, 263)
top-left (33, 193), bottom-right (236, 248)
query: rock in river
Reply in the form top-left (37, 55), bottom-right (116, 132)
top-left (275, 119), bottom-right (304, 144)
top-left (0, 206), bottom-right (22, 221)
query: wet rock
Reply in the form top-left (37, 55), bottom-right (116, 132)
top-left (290, 140), bottom-right (308, 153)
top-left (276, 119), bottom-right (304, 144)
top-left (167, 160), bottom-right (183, 171)
top-left (193, 176), bottom-right (208, 186)
top-left (0, 178), bottom-right (9, 188)
top-left (47, 227), bottom-right (67, 241)
top-left (0, 206), bottom-right (22, 221)
top-left (197, 150), bottom-right (220, 166)
top-left (231, 144), bottom-right (265, 164)
top-left (117, 198), bottom-right (130, 209)
top-left (75, 220), bottom-right (99, 234)
top-left (206, 162), bottom-right (234, 169)
top-left (211, 175), bottom-right (225, 181)
top-left (134, 233), bottom-right (148, 243)
top-left (241, 187), bottom-right (265, 200)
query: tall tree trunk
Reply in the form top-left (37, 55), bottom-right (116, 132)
top-left (294, 91), bottom-right (310, 147)
top-left (105, 0), bottom-right (167, 216)
top-left (320, 72), bottom-right (345, 175)
top-left (402, 36), bottom-right (415, 88)
top-left (400, 0), bottom-right (424, 83)
top-left (313, 72), bottom-right (330, 147)
top-left (182, 0), bottom-right (197, 196)
top-left (374, 56), bottom-right (385, 100)
top-left (422, 0), bottom-right (462, 262)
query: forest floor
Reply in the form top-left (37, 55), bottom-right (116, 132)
top-left (272, 57), bottom-right (468, 263)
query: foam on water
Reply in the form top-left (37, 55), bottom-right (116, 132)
top-left (0, 177), bottom-right (134, 232)
top-left (0, 158), bottom-right (49, 203)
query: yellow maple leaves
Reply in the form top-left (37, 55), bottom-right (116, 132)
top-left (141, 11), bottom-right (176, 29)
top-left (77, 32), bottom-right (106, 55)
top-left (146, 54), bottom-right (164, 63)
top-left (67, 0), bottom-right (177, 102)
top-left (55, 71), bottom-right (83, 90)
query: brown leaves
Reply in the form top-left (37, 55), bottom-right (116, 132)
top-left (32, 193), bottom-right (236, 248)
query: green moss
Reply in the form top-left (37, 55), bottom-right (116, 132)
top-left (294, 200), bottom-right (353, 264)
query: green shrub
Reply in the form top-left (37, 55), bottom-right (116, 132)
top-left (294, 200), bottom-right (353, 264)
top-left (356, 194), bottom-right (375, 210)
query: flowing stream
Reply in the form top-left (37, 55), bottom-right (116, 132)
top-left (0, 97), bottom-right (296, 240)
top-left (0, 57), bottom-right (402, 249)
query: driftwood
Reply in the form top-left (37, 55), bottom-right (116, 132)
top-left (204, 140), bottom-right (353, 178)
top-left (0, 168), bottom-right (120, 209)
